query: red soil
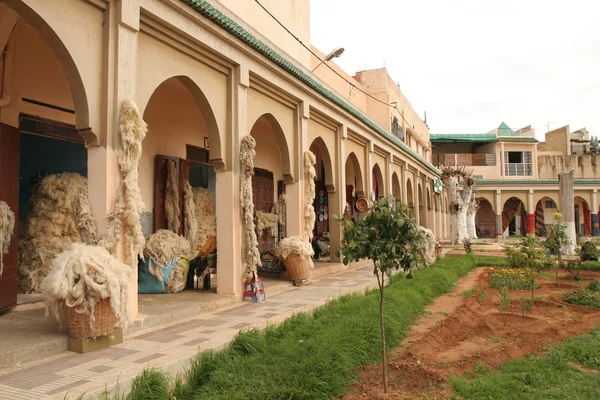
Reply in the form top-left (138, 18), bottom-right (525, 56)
top-left (342, 268), bottom-right (600, 399)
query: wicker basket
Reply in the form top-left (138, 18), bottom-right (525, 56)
top-left (282, 254), bottom-right (312, 281)
top-left (63, 298), bottom-right (117, 338)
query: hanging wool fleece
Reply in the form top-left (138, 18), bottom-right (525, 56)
top-left (303, 151), bottom-right (317, 240)
top-left (0, 201), bottom-right (15, 277)
top-left (164, 159), bottom-right (181, 234)
top-left (97, 98), bottom-right (146, 268)
top-left (18, 173), bottom-right (98, 293)
top-left (193, 187), bottom-right (216, 252)
top-left (183, 181), bottom-right (198, 248)
top-left (239, 135), bottom-right (261, 282)
top-left (42, 243), bottom-right (131, 331)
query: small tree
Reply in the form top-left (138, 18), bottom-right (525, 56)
top-left (544, 213), bottom-right (571, 258)
top-left (512, 234), bottom-right (551, 303)
top-left (336, 197), bottom-right (421, 393)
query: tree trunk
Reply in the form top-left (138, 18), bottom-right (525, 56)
top-left (376, 268), bottom-right (388, 393)
top-left (466, 197), bottom-right (478, 239)
top-left (443, 172), bottom-right (475, 244)
top-left (559, 171), bottom-right (576, 255)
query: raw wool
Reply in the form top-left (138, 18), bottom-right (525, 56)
top-left (18, 173), bottom-right (98, 293)
top-left (255, 211), bottom-right (279, 238)
top-left (41, 243), bottom-right (131, 331)
top-left (193, 187), bottom-right (216, 251)
top-left (272, 193), bottom-right (287, 227)
top-left (416, 226), bottom-right (437, 266)
top-left (164, 159), bottom-right (181, 234)
top-left (303, 151), bottom-right (317, 240)
top-left (143, 229), bottom-right (192, 284)
top-left (183, 181), bottom-right (198, 248)
top-left (0, 201), bottom-right (15, 277)
top-left (239, 135), bottom-right (261, 282)
top-left (98, 98), bottom-right (146, 267)
top-left (166, 264), bottom-right (186, 294)
top-left (275, 236), bottom-right (314, 261)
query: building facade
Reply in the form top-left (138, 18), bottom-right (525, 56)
top-left (432, 122), bottom-right (600, 239)
top-left (0, 0), bottom-right (447, 316)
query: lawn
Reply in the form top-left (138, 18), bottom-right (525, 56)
top-left (104, 255), bottom-right (477, 400)
top-left (451, 328), bottom-right (600, 399)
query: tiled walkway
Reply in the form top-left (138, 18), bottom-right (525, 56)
top-left (0, 261), bottom-right (378, 400)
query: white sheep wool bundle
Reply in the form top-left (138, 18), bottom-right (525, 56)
top-left (192, 187), bottom-right (216, 252)
top-left (0, 200), bottom-right (16, 277)
top-left (41, 243), bottom-right (130, 330)
top-left (183, 181), bottom-right (198, 248)
top-left (143, 229), bottom-right (192, 293)
top-left (239, 135), bottom-right (261, 284)
top-left (303, 151), bottom-right (317, 240)
top-left (18, 173), bottom-right (98, 293)
top-left (275, 236), bottom-right (314, 261)
top-left (164, 159), bottom-right (181, 234)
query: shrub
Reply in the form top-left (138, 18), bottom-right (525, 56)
top-left (563, 290), bottom-right (600, 308)
top-left (588, 280), bottom-right (600, 292)
top-left (578, 240), bottom-right (599, 261)
top-left (462, 237), bottom-right (473, 253)
top-left (476, 256), bottom-right (508, 267)
top-left (489, 267), bottom-right (537, 290)
top-left (578, 261), bottom-right (600, 271)
top-left (505, 247), bottom-right (528, 269)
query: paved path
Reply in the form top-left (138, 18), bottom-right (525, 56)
top-left (0, 261), bottom-right (378, 400)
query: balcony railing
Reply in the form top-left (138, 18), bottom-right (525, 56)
top-left (433, 153), bottom-right (496, 167)
top-left (504, 163), bottom-right (533, 176)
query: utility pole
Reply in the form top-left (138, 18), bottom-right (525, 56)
top-left (545, 121), bottom-right (554, 132)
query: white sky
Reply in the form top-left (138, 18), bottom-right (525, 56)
top-left (310, 0), bottom-right (600, 141)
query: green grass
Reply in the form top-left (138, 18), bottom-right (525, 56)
top-left (578, 261), bottom-right (600, 271)
top-left (118, 255), bottom-right (477, 400)
top-left (451, 327), bottom-right (600, 399)
top-left (476, 256), bottom-right (508, 267)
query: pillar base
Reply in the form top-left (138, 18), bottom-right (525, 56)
top-left (527, 213), bottom-right (535, 235)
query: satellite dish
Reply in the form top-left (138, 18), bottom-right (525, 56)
top-left (371, 191), bottom-right (376, 202)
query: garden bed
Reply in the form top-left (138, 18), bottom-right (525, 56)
top-left (343, 265), bottom-right (600, 399)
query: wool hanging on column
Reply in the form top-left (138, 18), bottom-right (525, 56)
top-left (303, 150), bottom-right (317, 240)
top-left (0, 201), bottom-right (15, 277)
top-left (183, 181), bottom-right (198, 249)
top-left (98, 98), bottom-right (147, 268)
top-left (165, 159), bottom-right (181, 234)
top-left (239, 135), bottom-right (261, 284)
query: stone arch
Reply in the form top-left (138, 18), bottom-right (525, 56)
top-left (575, 196), bottom-right (591, 236)
top-left (391, 172), bottom-right (401, 200)
top-left (475, 198), bottom-right (496, 238)
top-left (372, 163), bottom-right (384, 199)
top-left (143, 76), bottom-right (223, 170)
top-left (2, 1), bottom-right (93, 143)
top-left (476, 192), bottom-right (496, 213)
top-left (502, 196), bottom-right (527, 236)
top-left (251, 113), bottom-right (292, 181)
top-left (427, 188), bottom-right (432, 211)
top-left (309, 136), bottom-right (334, 190)
top-left (406, 178), bottom-right (414, 207)
top-left (535, 196), bottom-right (558, 237)
top-left (345, 152), bottom-right (364, 197)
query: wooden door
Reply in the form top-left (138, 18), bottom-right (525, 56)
top-left (252, 169), bottom-right (274, 252)
top-left (154, 155), bottom-right (181, 235)
top-left (0, 123), bottom-right (20, 312)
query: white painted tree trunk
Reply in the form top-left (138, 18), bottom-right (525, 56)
top-left (442, 172), bottom-right (474, 245)
top-left (559, 171), bottom-right (576, 255)
top-left (466, 195), bottom-right (478, 239)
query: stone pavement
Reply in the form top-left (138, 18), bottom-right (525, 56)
top-left (0, 260), bottom-right (378, 400)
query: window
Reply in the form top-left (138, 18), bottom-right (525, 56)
top-left (391, 116), bottom-right (404, 141)
top-left (508, 152), bottom-right (523, 163)
top-left (503, 151), bottom-right (532, 176)
top-left (545, 200), bottom-right (557, 209)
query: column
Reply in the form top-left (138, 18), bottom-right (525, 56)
top-left (386, 154), bottom-right (393, 198)
top-left (400, 162), bottom-right (408, 206)
top-left (366, 142), bottom-right (373, 201)
top-left (527, 190), bottom-right (535, 234)
top-left (495, 190), bottom-right (503, 237)
top-left (592, 189), bottom-right (599, 236)
top-left (414, 172), bottom-right (420, 226)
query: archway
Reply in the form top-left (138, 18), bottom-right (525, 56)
top-left (372, 163), bottom-right (384, 200)
top-left (426, 187), bottom-right (433, 232)
top-left (309, 137), bottom-right (338, 261)
top-left (345, 152), bottom-right (364, 222)
top-left (534, 196), bottom-right (558, 237)
top-left (0, 5), bottom-right (94, 305)
top-left (475, 198), bottom-right (495, 238)
top-left (142, 75), bottom-right (222, 291)
top-left (575, 196), bottom-right (591, 236)
top-left (502, 197), bottom-right (527, 236)
top-left (391, 172), bottom-right (401, 203)
top-left (418, 183), bottom-right (424, 226)
top-left (406, 178), bottom-right (415, 218)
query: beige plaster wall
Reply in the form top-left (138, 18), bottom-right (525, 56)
top-left (217, 0), bottom-right (311, 68)
top-left (308, 117), bottom-right (338, 188)
top-left (140, 78), bottom-right (208, 212)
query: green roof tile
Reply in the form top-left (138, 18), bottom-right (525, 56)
top-left (180, 0), bottom-right (440, 176)
top-left (430, 133), bottom-right (497, 143)
top-left (497, 121), bottom-right (516, 136)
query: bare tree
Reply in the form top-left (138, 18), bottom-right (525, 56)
top-left (440, 165), bottom-right (476, 244)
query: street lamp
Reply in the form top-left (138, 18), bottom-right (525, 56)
top-left (311, 47), bottom-right (345, 72)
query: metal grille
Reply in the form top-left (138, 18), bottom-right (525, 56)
top-left (503, 151), bottom-right (533, 176)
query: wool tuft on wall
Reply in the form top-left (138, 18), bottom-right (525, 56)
top-left (143, 229), bottom-right (192, 285)
top-left (303, 150), bottom-right (317, 240)
top-left (183, 181), bottom-right (198, 248)
top-left (0, 201), bottom-right (15, 277)
top-left (193, 187), bottom-right (217, 251)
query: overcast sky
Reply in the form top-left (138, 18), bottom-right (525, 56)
top-left (310, 0), bottom-right (600, 141)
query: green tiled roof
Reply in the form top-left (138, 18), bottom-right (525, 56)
top-left (497, 121), bottom-right (516, 136)
top-left (498, 137), bottom-right (538, 143)
top-left (179, 0), bottom-right (440, 176)
top-left (430, 133), bottom-right (497, 143)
